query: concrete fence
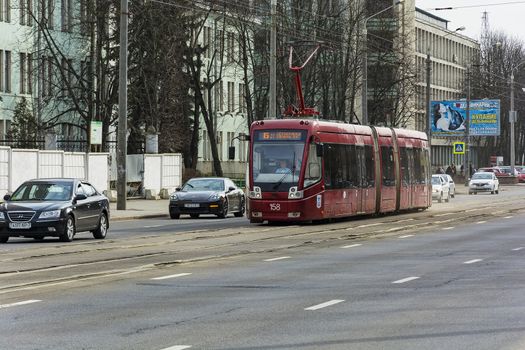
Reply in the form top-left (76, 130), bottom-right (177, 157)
top-left (0, 146), bottom-right (110, 197)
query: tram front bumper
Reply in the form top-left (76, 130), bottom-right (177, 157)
top-left (249, 197), bottom-right (322, 222)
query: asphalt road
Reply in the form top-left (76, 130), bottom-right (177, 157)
top-left (2, 187), bottom-right (525, 349)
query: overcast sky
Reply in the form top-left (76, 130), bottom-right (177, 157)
top-left (415, 0), bottom-right (525, 42)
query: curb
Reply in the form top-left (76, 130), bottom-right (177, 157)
top-left (111, 214), bottom-right (169, 222)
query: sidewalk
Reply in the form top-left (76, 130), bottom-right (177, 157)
top-left (110, 199), bottom-right (169, 221)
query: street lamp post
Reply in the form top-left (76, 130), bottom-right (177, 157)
top-left (509, 60), bottom-right (525, 176)
top-left (361, 0), bottom-right (403, 125)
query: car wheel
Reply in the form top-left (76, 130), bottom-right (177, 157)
top-left (0, 236), bottom-right (8, 243)
top-left (217, 200), bottom-right (228, 219)
top-left (496, 188), bottom-right (499, 194)
top-left (438, 192), bottom-right (443, 203)
top-left (190, 214), bottom-right (200, 219)
top-left (234, 198), bottom-right (245, 217)
top-left (468, 191), bottom-right (472, 195)
top-left (33, 236), bottom-right (45, 241)
top-left (445, 190), bottom-right (450, 202)
top-left (92, 213), bottom-right (108, 240)
top-left (59, 215), bottom-right (75, 242)
top-left (170, 212), bottom-right (180, 219)
top-left (451, 189), bottom-right (455, 198)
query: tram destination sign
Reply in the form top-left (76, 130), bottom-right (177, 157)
top-left (255, 130), bottom-right (306, 141)
top-left (430, 99), bottom-right (500, 136)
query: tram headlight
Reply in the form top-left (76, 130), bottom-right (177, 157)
top-left (249, 186), bottom-right (262, 199)
top-left (288, 186), bottom-right (303, 199)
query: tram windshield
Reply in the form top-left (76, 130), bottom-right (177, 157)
top-left (251, 130), bottom-right (307, 191)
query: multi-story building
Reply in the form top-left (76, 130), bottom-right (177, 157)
top-left (414, 8), bottom-right (479, 168)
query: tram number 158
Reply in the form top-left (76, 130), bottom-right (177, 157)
top-left (269, 203), bottom-right (281, 211)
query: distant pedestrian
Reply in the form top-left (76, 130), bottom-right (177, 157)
top-left (445, 165), bottom-right (453, 175)
top-left (451, 163), bottom-right (457, 176)
top-left (469, 163), bottom-right (474, 177)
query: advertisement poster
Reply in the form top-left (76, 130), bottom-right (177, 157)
top-left (430, 100), bottom-right (500, 136)
top-left (90, 121), bottom-right (103, 145)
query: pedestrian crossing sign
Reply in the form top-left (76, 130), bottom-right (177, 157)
top-left (453, 142), bottom-right (465, 155)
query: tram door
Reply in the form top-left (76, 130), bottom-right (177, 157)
top-left (400, 147), bottom-right (415, 209)
top-left (357, 146), bottom-right (375, 213)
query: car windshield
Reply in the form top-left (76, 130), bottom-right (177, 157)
top-left (10, 182), bottom-right (73, 201)
top-left (472, 173), bottom-right (492, 180)
top-left (251, 130), bottom-right (307, 192)
top-left (431, 177), bottom-right (441, 185)
top-left (183, 179), bottom-right (224, 192)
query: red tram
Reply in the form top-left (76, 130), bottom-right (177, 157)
top-left (246, 119), bottom-right (431, 223)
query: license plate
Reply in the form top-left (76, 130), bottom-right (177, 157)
top-left (9, 222), bottom-right (31, 229)
top-left (184, 203), bottom-right (200, 208)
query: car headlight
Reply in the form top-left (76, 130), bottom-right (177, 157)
top-left (170, 193), bottom-right (179, 200)
top-left (0, 212), bottom-right (4, 221)
top-left (209, 193), bottom-right (223, 201)
top-left (39, 210), bottom-right (61, 219)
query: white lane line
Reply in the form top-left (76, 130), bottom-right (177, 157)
top-left (151, 273), bottom-right (192, 281)
top-left (264, 256), bottom-right (291, 262)
top-left (305, 299), bottom-right (344, 311)
top-left (393, 218), bottom-right (414, 223)
top-left (464, 259), bottom-right (483, 264)
top-left (398, 235), bottom-right (414, 239)
top-left (434, 212), bottom-right (453, 217)
top-left (341, 243), bottom-right (362, 249)
top-left (144, 224), bottom-right (163, 228)
top-left (504, 216), bottom-right (513, 219)
top-left (442, 227), bottom-right (454, 230)
top-left (0, 300), bottom-right (42, 309)
top-left (392, 277), bottom-right (420, 284)
top-left (356, 223), bottom-right (382, 228)
top-left (159, 346), bottom-right (192, 350)
top-left (476, 221), bottom-right (487, 224)
top-left (465, 208), bottom-right (484, 212)
top-left (512, 247), bottom-right (524, 251)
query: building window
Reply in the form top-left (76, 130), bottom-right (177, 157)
top-left (0, 0), bottom-right (11, 22)
top-left (227, 32), bottom-right (235, 63)
top-left (238, 133), bottom-right (246, 162)
top-left (215, 80), bottom-right (223, 111)
top-left (61, 0), bottom-right (71, 32)
top-left (227, 81), bottom-right (234, 112)
top-left (238, 83), bottom-right (246, 114)
top-left (217, 131), bottom-right (223, 161)
top-left (47, 0), bottom-right (54, 29)
top-left (2, 50), bottom-right (11, 93)
top-left (20, 0), bottom-right (32, 26)
top-left (202, 130), bottom-right (210, 161)
top-left (203, 26), bottom-right (211, 58)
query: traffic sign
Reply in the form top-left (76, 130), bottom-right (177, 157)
top-left (453, 142), bottom-right (465, 155)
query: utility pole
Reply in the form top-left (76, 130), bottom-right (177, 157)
top-left (425, 50), bottom-right (431, 140)
top-left (269, 0), bottom-right (277, 119)
top-left (117, 0), bottom-right (128, 210)
top-left (361, 25), bottom-right (368, 125)
top-left (464, 67), bottom-right (471, 186)
top-left (510, 72), bottom-right (516, 176)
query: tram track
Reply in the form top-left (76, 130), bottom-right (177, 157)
top-left (1, 197), bottom-right (525, 296)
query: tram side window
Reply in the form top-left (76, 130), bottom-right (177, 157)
top-left (304, 143), bottom-right (322, 187)
top-left (400, 147), bottom-right (410, 186)
top-left (363, 145), bottom-right (375, 188)
top-left (323, 144), bottom-right (358, 189)
top-left (422, 148), bottom-right (430, 184)
top-left (381, 146), bottom-right (395, 186)
top-left (413, 148), bottom-right (423, 184)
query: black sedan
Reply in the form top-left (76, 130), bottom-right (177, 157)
top-left (169, 177), bottom-right (245, 219)
top-left (0, 178), bottom-right (110, 243)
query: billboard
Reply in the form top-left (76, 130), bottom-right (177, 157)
top-left (430, 99), bottom-right (500, 136)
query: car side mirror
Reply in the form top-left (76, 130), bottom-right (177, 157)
top-left (175, 187), bottom-right (181, 191)
top-left (75, 194), bottom-right (87, 201)
top-left (228, 186), bottom-right (236, 192)
top-left (3, 194), bottom-right (10, 201)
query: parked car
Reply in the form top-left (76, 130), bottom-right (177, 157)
top-left (169, 177), bottom-right (245, 219)
top-left (498, 166), bottom-right (519, 176)
top-left (0, 179), bottom-right (109, 243)
top-left (469, 172), bottom-right (499, 195)
top-left (431, 174), bottom-right (451, 203)
top-left (477, 167), bottom-right (504, 176)
top-left (514, 166), bottom-right (525, 182)
top-left (444, 174), bottom-right (456, 198)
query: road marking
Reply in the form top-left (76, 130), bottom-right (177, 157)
top-left (356, 223), bottom-right (382, 228)
top-left (465, 208), bottom-right (484, 212)
top-left (393, 218), bottom-right (414, 223)
top-left (464, 259), bottom-right (483, 264)
top-left (504, 216), bottom-right (513, 219)
top-left (144, 224), bottom-right (163, 228)
top-left (264, 256), bottom-right (291, 262)
top-left (159, 346), bottom-right (192, 350)
top-left (442, 227), bottom-right (454, 230)
top-left (434, 212), bottom-right (453, 217)
top-left (341, 243), bottom-right (362, 249)
top-left (151, 273), bottom-right (192, 281)
top-left (476, 221), bottom-right (487, 224)
top-left (398, 235), bottom-right (414, 239)
top-left (0, 300), bottom-right (41, 309)
top-left (512, 247), bottom-right (524, 251)
top-left (392, 277), bottom-right (420, 284)
top-left (305, 299), bottom-right (344, 311)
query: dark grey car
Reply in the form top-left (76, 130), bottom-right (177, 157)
top-left (0, 178), bottom-right (110, 243)
top-left (169, 177), bottom-right (245, 219)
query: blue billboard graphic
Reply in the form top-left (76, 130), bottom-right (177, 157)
top-left (430, 100), bottom-right (500, 136)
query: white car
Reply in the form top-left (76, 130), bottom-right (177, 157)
top-left (444, 174), bottom-right (456, 198)
top-left (432, 174), bottom-right (450, 203)
top-left (469, 172), bottom-right (499, 195)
